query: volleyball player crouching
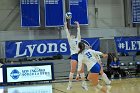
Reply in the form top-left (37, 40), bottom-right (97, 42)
top-left (77, 42), bottom-right (110, 93)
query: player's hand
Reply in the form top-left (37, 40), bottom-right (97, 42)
top-left (102, 54), bottom-right (108, 58)
top-left (74, 21), bottom-right (78, 24)
top-left (74, 21), bottom-right (79, 25)
top-left (74, 21), bottom-right (80, 28)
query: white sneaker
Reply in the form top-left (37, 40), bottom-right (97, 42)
top-left (67, 83), bottom-right (72, 90)
top-left (111, 75), bottom-right (114, 79)
top-left (82, 82), bottom-right (88, 91)
top-left (82, 85), bottom-right (88, 91)
top-left (106, 80), bottom-right (111, 85)
top-left (119, 74), bottom-right (121, 78)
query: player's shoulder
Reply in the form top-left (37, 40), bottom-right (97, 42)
top-left (82, 49), bottom-right (92, 55)
top-left (86, 49), bottom-right (95, 52)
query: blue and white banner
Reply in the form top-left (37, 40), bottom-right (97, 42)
top-left (7, 65), bottom-right (52, 82)
top-left (132, 0), bottom-right (140, 23)
top-left (5, 38), bottom-right (99, 58)
top-left (114, 37), bottom-right (140, 52)
top-left (44, 0), bottom-right (64, 27)
top-left (69, 0), bottom-right (88, 25)
top-left (20, 0), bottom-right (40, 27)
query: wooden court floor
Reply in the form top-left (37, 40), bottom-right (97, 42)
top-left (1, 78), bottom-right (140, 93)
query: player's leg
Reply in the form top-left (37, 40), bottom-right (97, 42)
top-left (88, 73), bottom-right (107, 93)
top-left (99, 63), bottom-right (111, 85)
top-left (79, 63), bottom-right (88, 90)
top-left (67, 59), bottom-right (77, 90)
top-left (87, 63), bottom-right (107, 93)
top-left (117, 67), bottom-right (122, 78)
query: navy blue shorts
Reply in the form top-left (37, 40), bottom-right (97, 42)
top-left (90, 62), bottom-right (101, 73)
top-left (71, 54), bottom-right (78, 62)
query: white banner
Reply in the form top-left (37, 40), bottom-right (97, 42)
top-left (7, 65), bottom-right (52, 82)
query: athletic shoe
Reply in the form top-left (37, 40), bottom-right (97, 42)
top-left (82, 81), bottom-right (88, 91)
top-left (111, 75), bottom-right (114, 79)
top-left (67, 83), bottom-right (72, 90)
top-left (82, 85), bottom-right (88, 91)
top-left (119, 74), bottom-right (121, 78)
top-left (106, 80), bottom-right (111, 85)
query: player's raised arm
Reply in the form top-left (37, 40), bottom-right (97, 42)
top-left (64, 22), bottom-right (71, 41)
top-left (75, 21), bottom-right (81, 41)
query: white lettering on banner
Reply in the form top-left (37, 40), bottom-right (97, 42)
top-left (37, 44), bottom-right (47, 53)
top-left (125, 41), bottom-right (140, 50)
top-left (60, 43), bottom-right (67, 52)
top-left (70, 0), bottom-right (83, 5)
top-left (125, 41), bottom-right (130, 50)
top-left (15, 42), bottom-right (27, 58)
top-left (121, 41), bottom-right (140, 51)
top-left (21, 0), bottom-right (38, 4)
top-left (26, 44), bottom-right (37, 57)
top-left (131, 41), bottom-right (137, 50)
top-left (47, 43), bottom-right (58, 53)
top-left (14, 42), bottom-right (67, 58)
top-left (45, 0), bottom-right (59, 4)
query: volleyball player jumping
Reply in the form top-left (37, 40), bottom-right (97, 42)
top-left (64, 22), bottom-right (88, 90)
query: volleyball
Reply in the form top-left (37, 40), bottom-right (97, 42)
top-left (65, 12), bottom-right (72, 19)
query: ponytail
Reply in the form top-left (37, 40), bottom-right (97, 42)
top-left (78, 48), bottom-right (85, 54)
top-left (78, 42), bottom-right (85, 54)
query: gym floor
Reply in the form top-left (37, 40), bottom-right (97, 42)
top-left (1, 78), bottom-right (140, 93)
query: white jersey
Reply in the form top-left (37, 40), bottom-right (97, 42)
top-left (78, 49), bottom-right (103, 71)
top-left (95, 54), bottom-right (102, 63)
top-left (65, 28), bottom-right (81, 55)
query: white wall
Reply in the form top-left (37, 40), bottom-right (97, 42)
top-left (93, 0), bottom-right (125, 28)
top-left (61, 27), bottom-right (137, 39)
top-left (0, 0), bottom-right (125, 30)
top-left (0, 0), bottom-right (138, 41)
top-left (0, 29), bottom-right (61, 41)
top-left (0, 0), bottom-right (20, 31)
